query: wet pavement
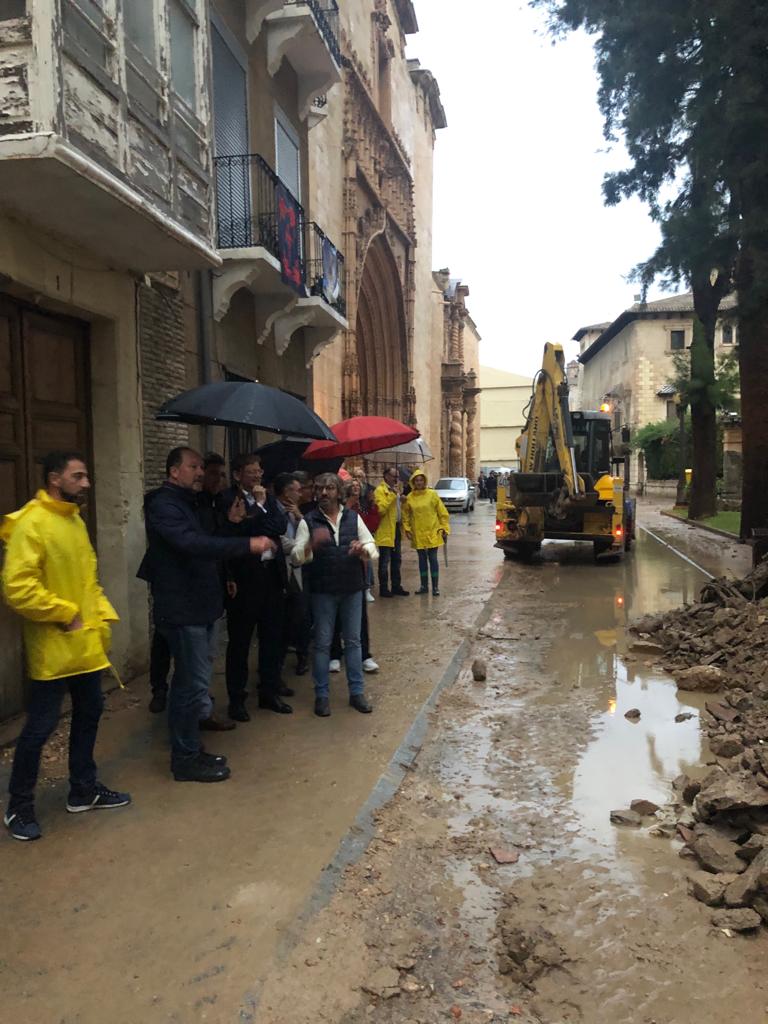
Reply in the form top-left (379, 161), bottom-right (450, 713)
top-left (3, 500), bottom-right (765, 1023)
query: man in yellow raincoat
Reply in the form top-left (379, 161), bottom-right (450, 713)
top-left (1, 452), bottom-right (130, 842)
top-left (373, 466), bottom-right (409, 597)
top-left (402, 469), bottom-right (450, 596)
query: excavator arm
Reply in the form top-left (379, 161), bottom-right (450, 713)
top-left (518, 343), bottom-right (584, 497)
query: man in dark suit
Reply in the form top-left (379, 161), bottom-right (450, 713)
top-left (221, 453), bottom-right (290, 721)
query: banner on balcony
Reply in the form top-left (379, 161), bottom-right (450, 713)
top-left (277, 182), bottom-right (304, 295)
top-left (322, 236), bottom-right (341, 306)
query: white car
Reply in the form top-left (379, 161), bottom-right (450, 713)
top-left (434, 477), bottom-right (475, 513)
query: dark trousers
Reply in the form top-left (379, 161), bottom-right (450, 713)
top-left (331, 599), bottom-right (371, 662)
top-left (417, 548), bottom-right (440, 589)
top-left (160, 624), bottom-right (213, 761)
top-left (282, 582), bottom-right (311, 662)
top-left (150, 629), bottom-right (171, 695)
top-left (226, 590), bottom-right (284, 707)
top-left (378, 523), bottom-right (402, 591)
top-left (8, 671), bottom-right (104, 813)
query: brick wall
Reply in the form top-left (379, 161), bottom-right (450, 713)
top-left (138, 281), bottom-right (190, 490)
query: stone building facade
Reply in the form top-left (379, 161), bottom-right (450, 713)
top-left (479, 367), bottom-right (534, 471)
top-left (0, 0), bottom-right (449, 718)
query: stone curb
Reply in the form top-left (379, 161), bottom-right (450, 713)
top-left (660, 508), bottom-right (742, 543)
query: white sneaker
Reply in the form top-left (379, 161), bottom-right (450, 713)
top-left (362, 658), bottom-right (379, 673)
top-left (365, 589), bottom-right (375, 603)
top-left (329, 659), bottom-right (342, 673)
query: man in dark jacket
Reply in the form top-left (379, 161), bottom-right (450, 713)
top-left (139, 447), bottom-right (275, 783)
top-left (220, 453), bottom-right (290, 721)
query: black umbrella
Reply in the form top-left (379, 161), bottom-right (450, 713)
top-left (156, 382), bottom-right (336, 441)
top-left (255, 439), bottom-right (343, 484)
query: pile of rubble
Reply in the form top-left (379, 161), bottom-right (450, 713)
top-left (627, 558), bottom-right (768, 932)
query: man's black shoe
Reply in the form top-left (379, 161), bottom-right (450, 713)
top-left (199, 748), bottom-right (227, 767)
top-left (172, 756), bottom-right (231, 783)
top-left (148, 692), bottom-right (167, 714)
top-left (258, 696), bottom-right (294, 714)
top-left (349, 694), bottom-right (373, 713)
top-left (278, 684), bottom-right (295, 697)
top-left (314, 697), bottom-right (331, 717)
top-left (228, 704), bottom-right (250, 722)
top-left (391, 587), bottom-right (410, 596)
top-left (379, 589), bottom-right (393, 598)
top-left (295, 656), bottom-right (309, 675)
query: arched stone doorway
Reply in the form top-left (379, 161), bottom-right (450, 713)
top-left (354, 234), bottom-right (410, 420)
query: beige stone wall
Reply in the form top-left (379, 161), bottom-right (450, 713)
top-left (0, 214), bottom-right (149, 707)
top-left (480, 368), bottom-right (533, 469)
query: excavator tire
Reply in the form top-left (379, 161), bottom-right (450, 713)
top-left (515, 542), bottom-right (542, 561)
top-left (593, 540), bottom-right (613, 561)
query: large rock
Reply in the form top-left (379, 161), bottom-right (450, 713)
top-left (710, 736), bottom-right (745, 758)
top-left (691, 834), bottom-right (747, 874)
top-left (711, 907), bottom-right (762, 931)
top-left (695, 771), bottom-right (768, 819)
top-left (610, 808), bottom-right (642, 827)
top-left (630, 798), bottom-right (661, 817)
top-left (677, 665), bottom-right (726, 692)
top-left (689, 870), bottom-right (734, 906)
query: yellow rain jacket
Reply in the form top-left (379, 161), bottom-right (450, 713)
top-left (402, 471), bottom-right (450, 550)
top-left (373, 479), bottom-right (399, 548)
top-left (1, 490), bottom-right (118, 681)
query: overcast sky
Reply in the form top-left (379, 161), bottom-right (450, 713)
top-left (407, 1), bottom-right (666, 378)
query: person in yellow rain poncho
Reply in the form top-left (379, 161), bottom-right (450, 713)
top-left (1, 452), bottom-right (131, 843)
top-left (402, 469), bottom-right (450, 596)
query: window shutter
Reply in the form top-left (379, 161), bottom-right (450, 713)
top-left (212, 25), bottom-right (249, 246)
top-left (275, 117), bottom-right (301, 202)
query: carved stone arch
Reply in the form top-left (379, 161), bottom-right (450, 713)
top-left (355, 233), bottom-right (410, 421)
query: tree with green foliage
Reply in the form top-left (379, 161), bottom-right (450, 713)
top-left (532, 0), bottom-right (768, 536)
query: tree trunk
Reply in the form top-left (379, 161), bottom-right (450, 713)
top-left (675, 405), bottom-right (688, 505)
top-left (687, 312), bottom-right (718, 519)
top-left (737, 248), bottom-right (768, 541)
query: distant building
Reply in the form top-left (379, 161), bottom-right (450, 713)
top-left (574, 292), bottom-right (738, 480)
top-left (479, 367), bottom-right (534, 471)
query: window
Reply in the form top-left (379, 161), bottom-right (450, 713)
top-left (275, 108), bottom-right (301, 201)
top-left (169, 0), bottom-right (198, 110)
top-left (0, 1), bottom-right (26, 18)
top-left (124, 0), bottom-right (156, 62)
top-left (63, 0), bottom-right (112, 72)
top-left (722, 323), bottom-right (734, 345)
top-left (670, 329), bottom-right (686, 351)
top-left (666, 400), bottom-right (678, 421)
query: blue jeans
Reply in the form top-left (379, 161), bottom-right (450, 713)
top-left (310, 591), bottom-right (365, 699)
top-left (159, 624), bottom-right (214, 761)
top-left (8, 671), bottom-right (104, 813)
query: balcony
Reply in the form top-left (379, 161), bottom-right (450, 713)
top-left (213, 153), bottom-right (347, 364)
top-left (0, 4), bottom-right (219, 271)
top-left (247, 0), bottom-right (343, 121)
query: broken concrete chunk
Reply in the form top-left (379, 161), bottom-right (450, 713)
top-left (624, 708), bottom-right (641, 721)
top-left (690, 870), bottom-right (732, 906)
top-left (695, 771), bottom-right (768, 818)
top-left (711, 907), bottom-right (762, 931)
top-left (629, 639), bottom-right (665, 654)
top-left (471, 658), bottom-right (487, 681)
top-left (710, 736), bottom-right (745, 758)
top-left (362, 966), bottom-right (402, 999)
top-left (630, 799), bottom-right (660, 817)
top-left (706, 701), bottom-right (740, 723)
top-left (610, 808), bottom-right (642, 827)
top-left (737, 834), bottom-right (768, 862)
top-left (677, 665), bottom-right (726, 692)
top-left (673, 773), bottom-right (701, 805)
top-left (691, 834), bottom-right (747, 874)
top-left (489, 846), bottom-right (520, 865)
top-left (675, 712), bottom-right (695, 723)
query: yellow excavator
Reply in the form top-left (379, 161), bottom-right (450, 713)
top-left (495, 342), bottom-right (635, 561)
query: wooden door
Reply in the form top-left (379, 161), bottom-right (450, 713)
top-left (0, 298), bottom-right (91, 718)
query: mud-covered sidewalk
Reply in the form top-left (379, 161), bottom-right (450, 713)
top-left (256, 515), bottom-right (768, 1024)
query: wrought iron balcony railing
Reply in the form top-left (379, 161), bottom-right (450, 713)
top-left (305, 220), bottom-right (346, 316)
top-left (214, 153), bottom-right (346, 316)
top-left (284, 0), bottom-right (342, 66)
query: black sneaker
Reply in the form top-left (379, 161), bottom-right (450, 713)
top-left (4, 808), bottom-right (42, 841)
top-left (148, 692), bottom-right (167, 714)
top-left (172, 756), bottom-right (231, 783)
top-left (66, 783), bottom-right (132, 813)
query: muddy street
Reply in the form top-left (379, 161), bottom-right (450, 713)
top-left (3, 503), bottom-right (766, 1023)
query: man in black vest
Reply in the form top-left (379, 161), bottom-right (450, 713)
top-left (220, 453), bottom-right (290, 721)
top-left (291, 472), bottom-right (378, 717)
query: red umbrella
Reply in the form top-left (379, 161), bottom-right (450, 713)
top-left (303, 416), bottom-right (418, 460)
